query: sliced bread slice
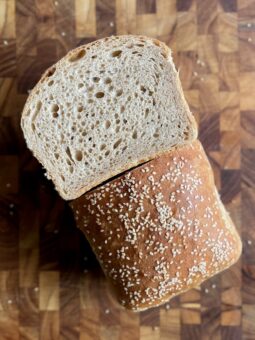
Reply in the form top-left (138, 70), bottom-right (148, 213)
top-left (21, 35), bottom-right (197, 200)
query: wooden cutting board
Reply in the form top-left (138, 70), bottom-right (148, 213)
top-left (0, 0), bottom-right (255, 339)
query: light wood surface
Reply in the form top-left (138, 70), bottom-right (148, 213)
top-left (0, 0), bottom-right (254, 339)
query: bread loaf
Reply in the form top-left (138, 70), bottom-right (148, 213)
top-left (21, 35), bottom-right (197, 200)
top-left (70, 141), bottom-right (242, 311)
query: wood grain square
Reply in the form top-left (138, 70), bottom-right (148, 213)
top-left (240, 72), bottom-right (255, 110)
top-left (136, 0), bottom-right (156, 14)
top-left (136, 14), bottom-right (158, 37)
top-left (140, 326), bottom-right (160, 340)
top-left (241, 111), bottom-right (255, 148)
top-left (221, 308), bottom-right (241, 326)
top-left (221, 169), bottom-right (240, 204)
top-left (160, 309), bottom-right (180, 340)
top-left (39, 271), bottom-right (59, 311)
top-left (176, 12), bottom-right (197, 51)
top-left (120, 310), bottom-right (139, 340)
top-left (221, 262), bottom-right (241, 289)
top-left (19, 248), bottom-right (38, 288)
top-left (19, 326), bottom-right (38, 340)
top-left (242, 148), bottom-right (255, 188)
top-left (0, 0), bottom-right (15, 39)
top-left (0, 78), bottom-right (17, 117)
top-left (242, 304), bottom-right (255, 339)
top-left (239, 32), bottom-right (255, 72)
top-left (0, 311), bottom-right (19, 340)
top-left (242, 265), bottom-right (255, 304)
top-left (19, 288), bottom-right (39, 327)
top-left (198, 35), bottom-right (218, 74)
top-left (197, 0), bottom-right (218, 35)
top-left (199, 113), bottom-right (220, 151)
top-left (177, 51), bottom-right (200, 90)
top-left (219, 52), bottom-right (239, 91)
top-left (181, 307), bottom-right (201, 325)
top-left (96, 0), bottom-right (116, 38)
top-left (40, 311), bottom-right (59, 340)
top-left (181, 324), bottom-right (201, 339)
top-left (80, 308), bottom-right (100, 340)
top-left (156, 0), bottom-right (176, 37)
top-left (221, 287), bottom-right (241, 306)
top-left (201, 306), bottom-right (221, 340)
top-left (36, 0), bottom-right (56, 41)
top-left (199, 74), bottom-right (219, 113)
top-left (140, 308), bottom-right (159, 326)
top-left (220, 131), bottom-right (240, 169)
top-left (221, 326), bottom-right (242, 340)
top-left (176, 0), bottom-right (194, 12)
top-left (218, 13), bottom-right (238, 53)
top-left (220, 92), bottom-right (239, 132)
top-left (238, 0), bottom-right (255, 20)
top-left (219, 0), bottom-right (237, 12)
top-left (75, 0), bottom-right (96, 38)
top-left (0, 40), bottom-right (16, 77)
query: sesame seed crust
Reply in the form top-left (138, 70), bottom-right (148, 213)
top-left (70, 140), bottom-right (242, 311)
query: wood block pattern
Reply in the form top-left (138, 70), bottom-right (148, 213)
top-left (0, 0), bottom-right (254, 339)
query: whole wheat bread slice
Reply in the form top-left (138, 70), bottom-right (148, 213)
top-left (21, 35), bottom-right (197, 200)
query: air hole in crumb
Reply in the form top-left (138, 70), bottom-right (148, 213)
top-left (153, 133), bottom-right (159, 138)
top-left (75, 150), bottom-right (83, 161)
top-left (54, 153), bottom-right (59, 159)
top-left (69, 166), bottom-right (74, 173)
top-left (153, 98), bottom-right (156, 106)
top-left (52, 104), bottom-right (59, 112)
top-left (100, 144), bottom-right (106, 150)
top-left (120, 106), bottom-right (125, 113)
top-left (95, 92), bottom-right (104, 98)
top-left (116, 89), bottom-right (123, 97)
top-left (93, 77), bottom-right (100, 83)
top-left (105, 78), bottom-right (112, 84)
top-left (132, 130), bottom-right (138, 139)
top-left (78, 83), bottom-right (84, 88)
top-left (69, 49), bottom-right (86, 62)
top-left (99, 156), bottom-right (102, 160)
top-left (32, 123), bottom-right (35, 131)
top-left (123, 119), bottom-right (127, 124)
top-left (53, 112), bottom-right (58, 118)
top-left (105, 150), bottom-right (110, 156)
top-left (140, 85), bottom-right (146, 93)
top-left (48, 80), bottom-right (54, 86)
top-left (61, 175), bottom-right (65, 182)
top-left (105, 120), bottom-right (111, 129)
top-left (115, 126), bottom-right (120, 133)
top-left (111, 50), bottom-right (122, 58)
top-left (113, 139), bottom-right (122, 149)
top-left (46, 67), bottom-right (56, 78)
top-left (145, 108), bottom-right (149, 118)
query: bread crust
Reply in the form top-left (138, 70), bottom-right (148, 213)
top-left (70, 140), bottom-right (242, 311)
top-left (21, 35), bottom-right (198, 200)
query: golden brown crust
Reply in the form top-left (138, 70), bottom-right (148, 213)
top-left (70, 140), bottom-right (241, 311)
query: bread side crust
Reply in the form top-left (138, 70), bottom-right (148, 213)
top-left (71, 140), bottom-right (242, 311)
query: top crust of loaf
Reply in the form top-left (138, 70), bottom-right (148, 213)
top-left (21, 35), bottom-right (197, 200)
top-left (71, 141), bottom-right (242, 311)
